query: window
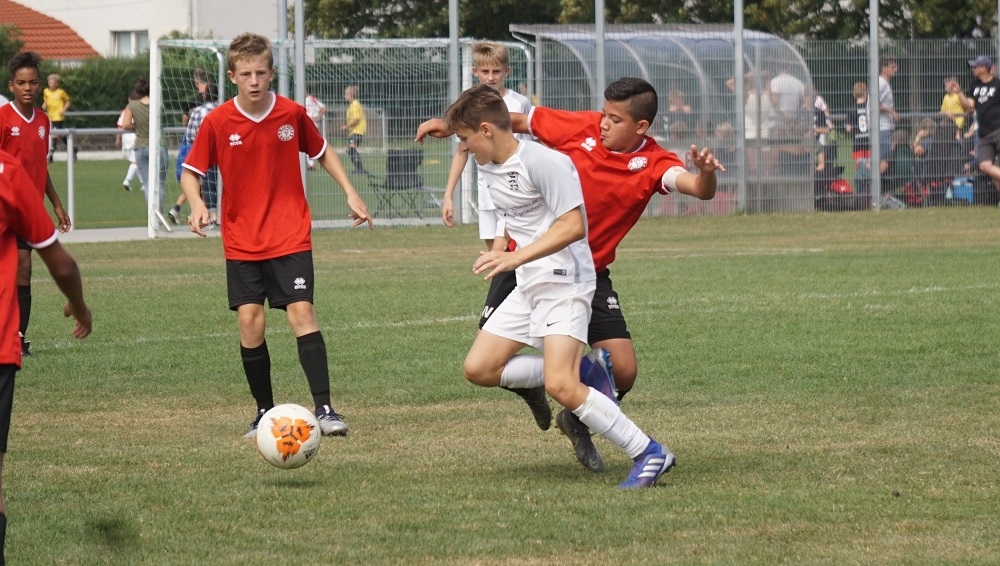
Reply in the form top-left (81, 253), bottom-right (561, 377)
top-left (112, 31), bottom-right (149, 57)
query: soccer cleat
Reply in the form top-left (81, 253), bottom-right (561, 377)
top-left (316, 405), bottom-right (349, 436)
top-left (503, 386), bottom-right (551, 430)
top-left (167, 208), bottom-right (181, 224)
top-left (122, 182), bottom-right (132, 191)
top-left (581, 348), bottom-right (618, 404)
top-left (244, 408), bottom-right (267, 439)
top-left (618, 439), bottom-right (675, 489)
top-left (555, 408), bottom-right (604, 473)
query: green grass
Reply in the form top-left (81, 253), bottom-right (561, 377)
top-left (11, 208), bottom-right (1000, 564)
top-left (53, 142), bottom-right (456, 229)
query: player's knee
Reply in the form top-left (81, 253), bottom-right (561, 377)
top-left (462, 357), bottom-right (496, 387)
top-left (612, 363), bottom-right (637, 392)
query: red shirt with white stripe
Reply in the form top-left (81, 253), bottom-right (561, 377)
top-left (528, 107), bottom-right (685, 272)
top-left (0, 150), bottom-right (57, 367)
top-left (0, 103), bottom-right (51, 197)
top-left (182, 94), bottom-right (327, 260)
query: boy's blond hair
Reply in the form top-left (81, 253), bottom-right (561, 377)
top-left (47, 73), bottom-right (60, 83)
top-left (472, 41), bottom-right (510, 69)
top-left (444, 84), bottom-right (511, 133)
top-left (852, 82), bottom-right (867, 99)
top-left (227, 33), bottom-right (273, 72)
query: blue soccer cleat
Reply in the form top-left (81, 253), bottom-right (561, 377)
top-left (618, 439), bottom-right (676, 489)
top-left (581, 348), bottom-right (617, 404)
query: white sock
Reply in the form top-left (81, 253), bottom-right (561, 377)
top-left (573, 388), bottom-right (650, 459)
top-left (124, 163), bottom-right (138, 183)
top-left (498, 354), bottom-right (544, 389)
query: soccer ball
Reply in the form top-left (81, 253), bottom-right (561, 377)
top-left (255, 404), bottom-right (321, 469)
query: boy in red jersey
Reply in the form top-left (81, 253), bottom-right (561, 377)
top-left (418, 77), bottom-right (723, 473)
top-left (180, 33), bottom-right (373, 439)
top-left (0, 148), bottom-right (91, 565)
top-left (0, 51), bottom-right (72, 359)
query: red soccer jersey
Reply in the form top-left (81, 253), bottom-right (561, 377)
top-left (0, 104), bottom-right (51, 198)
top-left (528, 107), bottom-right (686, 272)
top-left (0, 149), bottom-right (57, 367)
top-left (182, 94), bottom-right (327, 260)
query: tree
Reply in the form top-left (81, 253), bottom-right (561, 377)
top-left (0, 24), bottom-right (25, 68)
top-left (303, 0), bottom-right (560, 39)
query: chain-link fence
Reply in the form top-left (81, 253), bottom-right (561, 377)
top-left (146, 32), bottom-right (1000, 234)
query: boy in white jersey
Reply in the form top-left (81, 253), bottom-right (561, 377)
top-left (447, 84), bottom-right (674, 489)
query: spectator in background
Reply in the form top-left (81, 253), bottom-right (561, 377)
top-left (844, 81), bottom-right (872, 194)
top-left (121, 77), bottom-right (169, 227)
top-left (941, 75), bottom-right (967, 131)
top-left (951, 56), bottom-right (1000, 185)
top-left (744, 71), bottom-right (776, 173)
top-left (877, 58), bottom-right (900, 175)
top-left (176, 86), bottom-right (220, 228)
top-left (769, 64), bottom-right (806, 126)
top-left (115, 90), bottom-right (141, 191)
top-left (813, 93), bottom-right (835, 172)
top-left (305, 83), bottom-right (326, 170)
top-left (182, 69), bottom-right (211, 126)
top-left (662, 88), bottom-right (696, 139)
top-left (341, 84), bottom-right (368, 175)
top-left (41, 73), bottom-right (72, 163)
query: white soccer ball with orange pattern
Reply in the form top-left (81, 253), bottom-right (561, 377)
top-left (255, 404), bottom-right (321, 469)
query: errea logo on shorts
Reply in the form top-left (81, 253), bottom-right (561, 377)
top-left (229, 133), bottom-right (243, 147)
top-left (277, 124), bottom-right (295, 142)
top-left (293, 277), bottom-right (307, 290)
top-left (607, 296), bottom-right (620, 310)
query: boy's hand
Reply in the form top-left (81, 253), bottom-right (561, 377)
top-left (441, 199), bottom-right (454, 227)
top-left (473, 250), bottom-right (519, 280)
top-left (346, 194), bottom-right (373, 230)
top-left (689, 145), bottom-right (725, 174)
top-left (187, 202), bottom-right (210, 237)
top-left (64, 302), bottom-right (92, 339)
top-left (54, 205), bottom-right (71, 232)
top-left (415, 118), bottom-right (451, 143)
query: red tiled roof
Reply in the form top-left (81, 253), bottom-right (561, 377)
top-left (0, 0), bottom-right (98, 61)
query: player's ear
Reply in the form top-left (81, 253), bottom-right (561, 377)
top-left (635, 119), bottom-right (650, 136)
top-left (227, 70), bottom-right (236, 84)
top-left (480, 122), bottom-right (492, 138)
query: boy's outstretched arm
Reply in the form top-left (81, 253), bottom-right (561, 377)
top-left (675, 145), bottom-right (725, 200)
top-left (317, 147), bottom-right (373, 229)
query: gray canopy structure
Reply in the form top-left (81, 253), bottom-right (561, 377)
top-left (511, 24), bottom-right (817, 213)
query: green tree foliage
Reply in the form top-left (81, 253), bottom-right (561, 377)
top-left (0, 24), bottom-right (25, 71)
top-left (302, 0), bottom-right (560, 39)
top-left (303, 0), bottom-right (997, 40)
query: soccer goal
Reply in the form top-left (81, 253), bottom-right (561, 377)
top-left (151, 37), bottom-right (532, 235)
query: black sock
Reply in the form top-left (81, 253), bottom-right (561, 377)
top-left (0, 512), bottom-right (7, 566)
top-left (297, 331), bottom-right (331, 409)
top-left (240, 341), bottom-right (273, 411)
top-left (617, 388), bottom-right (630, 403)
top-left (17, 285), bottom-right (30, 340)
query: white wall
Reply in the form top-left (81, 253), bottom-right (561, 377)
top-left (20, 0), bottom-right (279, 56)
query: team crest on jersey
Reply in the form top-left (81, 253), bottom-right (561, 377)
top-left (627, 156), bottom-right (648, 172)
top-left (277, 124), bottom-right (295, 142)
top-left (37, 126), bottom-right (45, 139)
top-left (507, 172), bottom-right (520, 191)
top-left (9, 126), bottom-right (19, 137)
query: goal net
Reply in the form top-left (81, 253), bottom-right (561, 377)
top-left (150, 38), bottom-right (531, 236)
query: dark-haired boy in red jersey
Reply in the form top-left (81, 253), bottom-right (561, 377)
top-left (0, 148), bottom-right (92, 565)
top-left (0, 51), bottom-right (72, 359)
top-left (180, 33), bottom-right (373, 439)
top-left (418, 77), bottom-right (723, 473)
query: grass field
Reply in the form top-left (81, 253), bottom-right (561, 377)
top-left (10, 207), bottom-right (1000, 564)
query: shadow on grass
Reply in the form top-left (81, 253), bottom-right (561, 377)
top-left (86, 515), bottom-right (141, 553)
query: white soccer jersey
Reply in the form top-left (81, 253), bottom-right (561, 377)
top-left (478, 140), bottom-right (596, 288)
top-left (503, 89), bottom-right (533, 142)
